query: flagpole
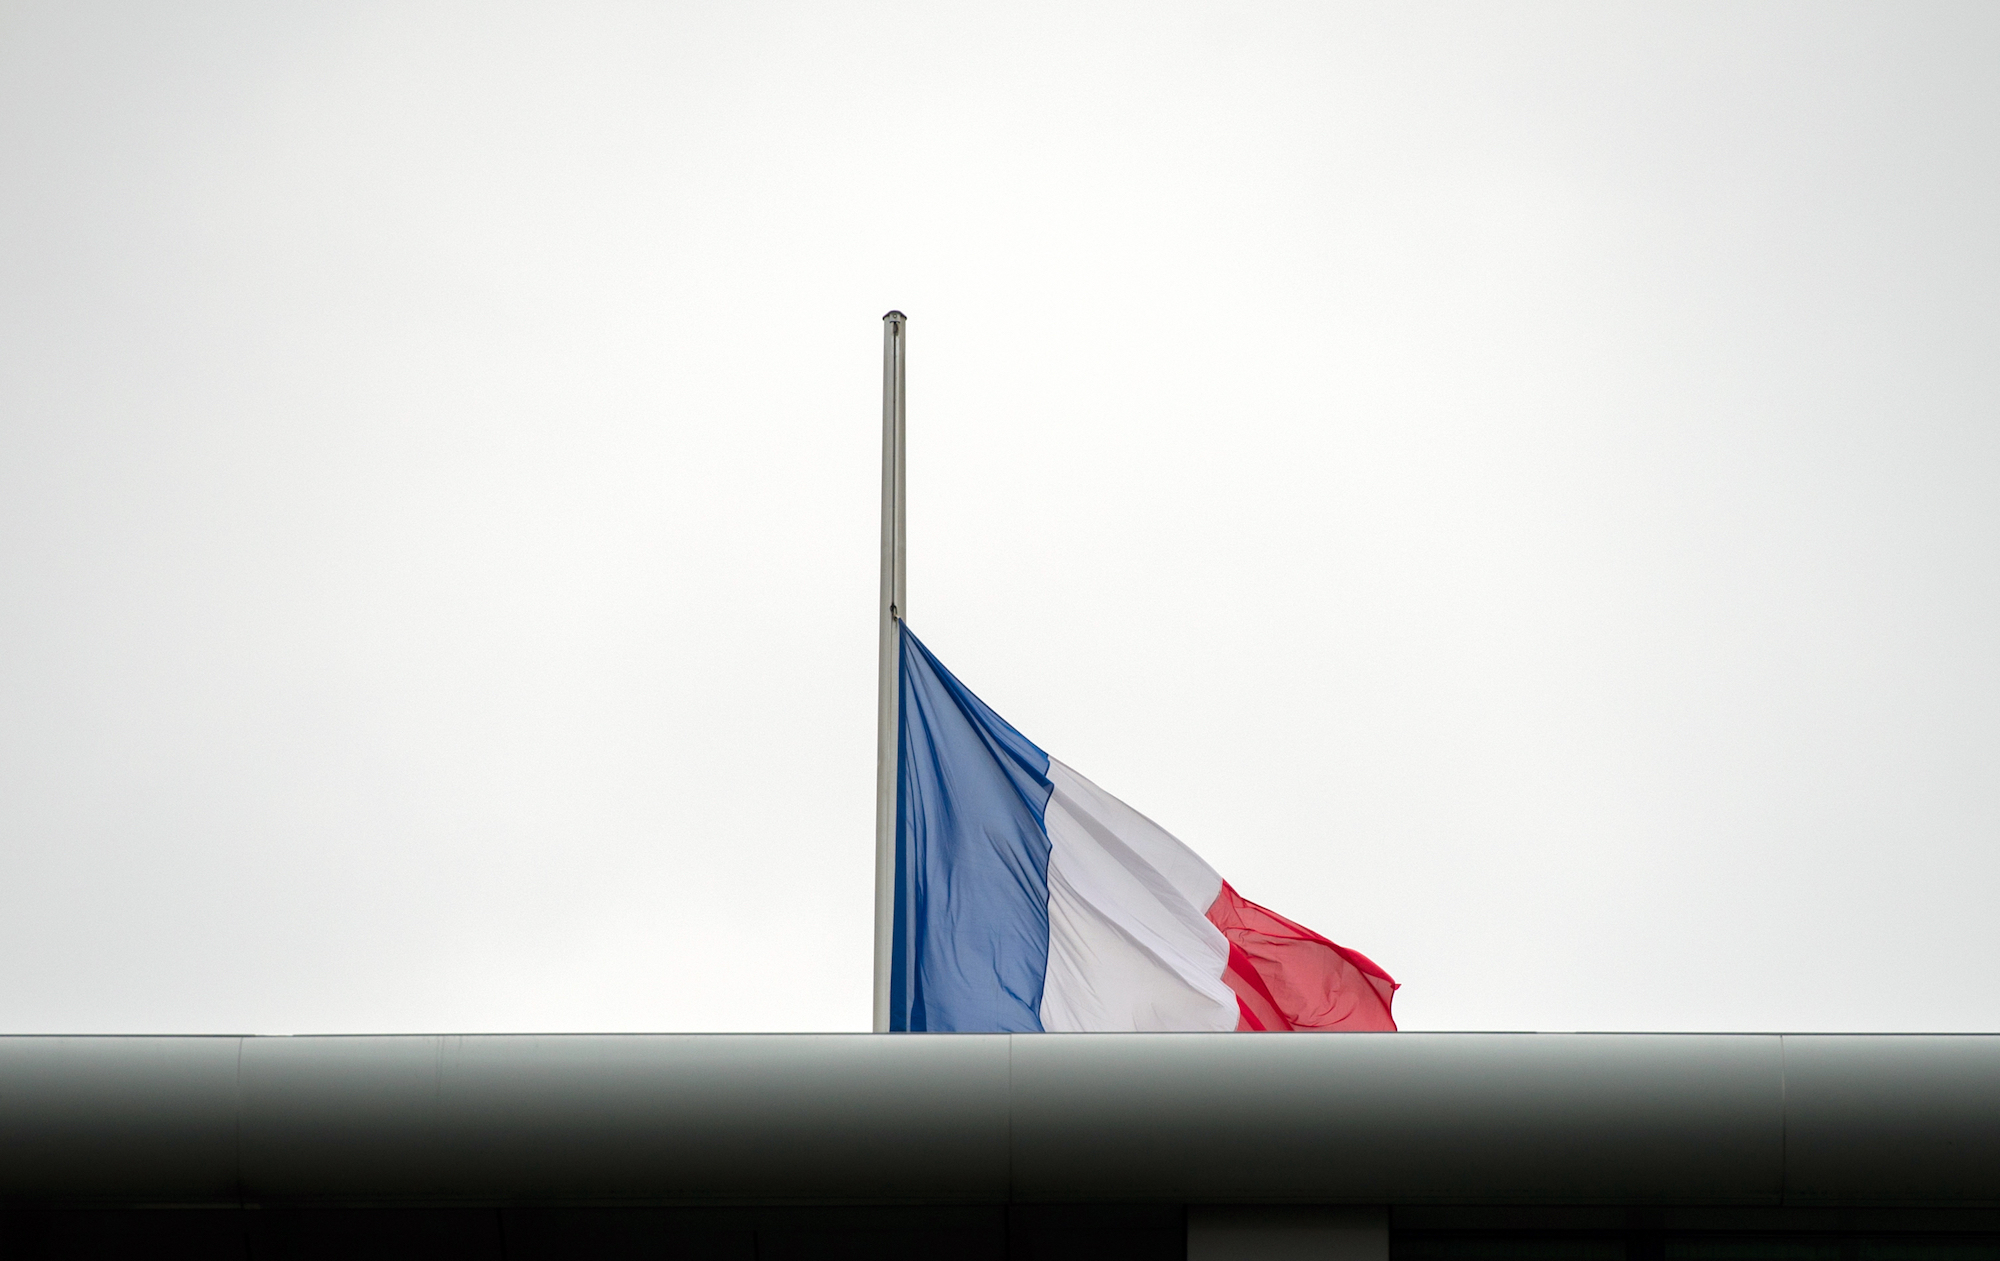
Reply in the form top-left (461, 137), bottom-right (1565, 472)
top-left (873, 311), bottom-right (907, 1033)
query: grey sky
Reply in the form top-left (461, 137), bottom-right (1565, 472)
top-left (1, 2), bottom-right (1995, 1034)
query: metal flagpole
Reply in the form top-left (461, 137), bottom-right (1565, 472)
top-left (873, 311), bottom-right (907, 1033)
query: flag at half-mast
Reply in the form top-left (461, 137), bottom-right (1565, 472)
top-left (888, 624), bottom-right (1397, 1033)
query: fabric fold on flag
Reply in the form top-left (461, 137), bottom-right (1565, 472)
top-left (890, 624), bottom-right (1397, 1034)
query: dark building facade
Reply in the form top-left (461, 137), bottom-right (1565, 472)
top-left (3, 1033), bottom-right (1997, 1259)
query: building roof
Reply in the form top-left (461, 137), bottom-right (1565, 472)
top-left (4, 1033), bottom-right (1998, 1207)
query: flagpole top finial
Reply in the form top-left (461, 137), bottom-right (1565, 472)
top-left (883, 310), bottom-right (906, 322)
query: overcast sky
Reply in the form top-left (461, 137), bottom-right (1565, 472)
top-left (2, 2), bottom-right (1996, 1035)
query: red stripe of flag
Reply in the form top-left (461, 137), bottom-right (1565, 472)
top-left (1206, 881), bottom-right (1397, 1032)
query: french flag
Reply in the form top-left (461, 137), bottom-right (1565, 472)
top-left (888, 626), bottom-right (1398, 1033)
